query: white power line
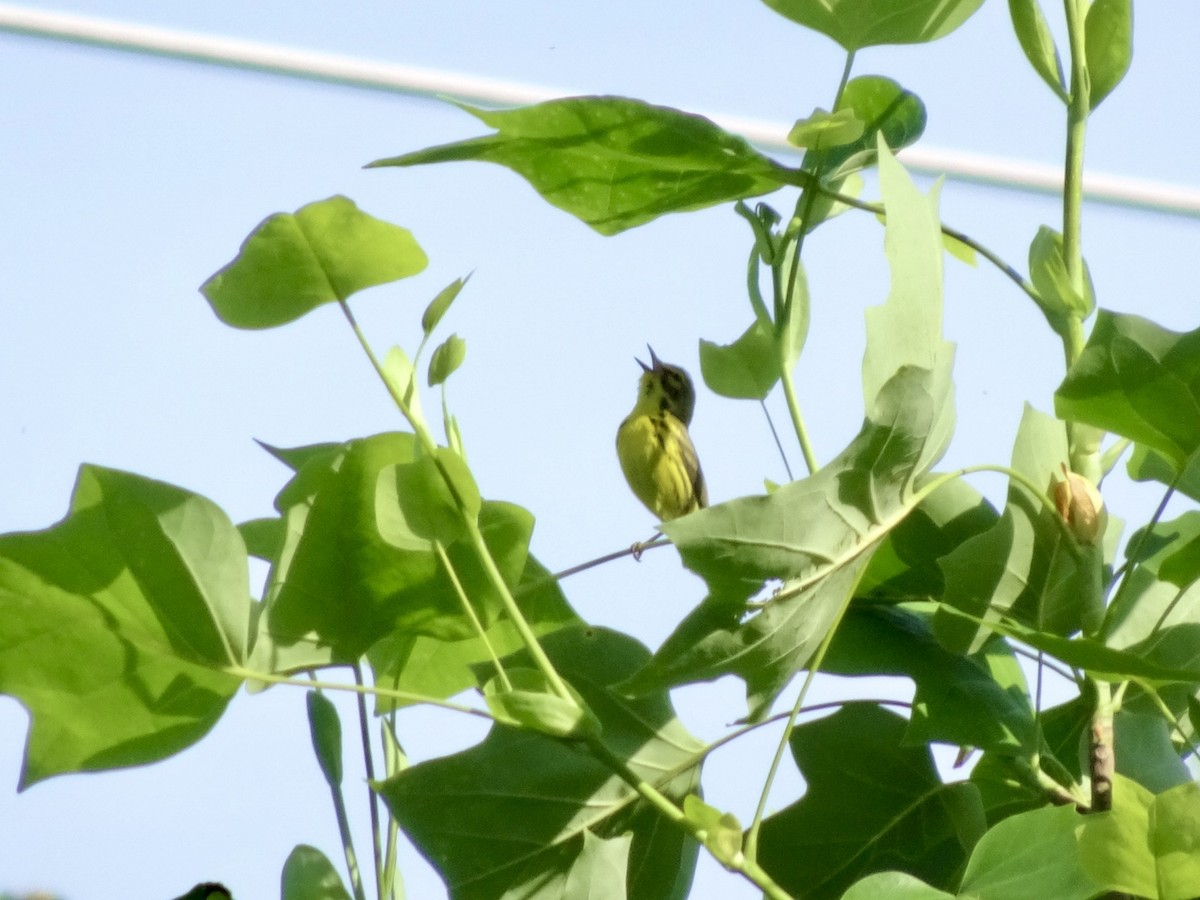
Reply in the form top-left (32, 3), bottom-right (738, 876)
top-left (3, 2), bottom-right (1199, 219)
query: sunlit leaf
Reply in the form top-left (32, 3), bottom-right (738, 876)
top-left (428, 333), bottom-right (467, 387)
top-left (624, 147), bottom-right (953, 719)
top-left (200, 196), bottom-right (427, 329)
top-left (758, 0), bottom-right (984, 50)
top-left (1008, 0), bottom-right (1068, 101)
top-left (1085, 0), bottom-right (1133, 110)
top-left (0, 466), bottom-right (247, 786)
top-left (370, 96), bottom-right (798, 235)
top-left (959, 804), bottom-right (1102, 900)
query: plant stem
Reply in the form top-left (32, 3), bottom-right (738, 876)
top-left (353, 662), bottom-right (385, 899)
top-left (780, 370), bottom-right (819, 475)
top-left (336, 298), bottom-right (576, 707)
top-left (585, 738), bottom-right (794, 900)
top-left (224, 665), bottom-right (497, 721)
top-left (744, 590), bottom-right (853, 864)
top-left (435, 540), bottom-right (511, 690)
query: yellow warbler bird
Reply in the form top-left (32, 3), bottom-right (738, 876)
top-left (616, 347), bottom-right (708, 521)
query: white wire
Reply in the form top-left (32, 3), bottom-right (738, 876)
top-left (3, 2), bottom-right (1200, 219)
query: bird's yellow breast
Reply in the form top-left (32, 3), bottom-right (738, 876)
top-left (616, 412), bottom-right (704, 521)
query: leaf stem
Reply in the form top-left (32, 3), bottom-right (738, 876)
top-left (435, 540), bottom-right (511, 690)
top-left (815, 186), bottom-right (1042, 306)
top-left (780, 370), bottom-right (818, 475)
top-left (585, 737), bottom-right (794, 900)
top-left (225, 665), bottom-right (497, 721)
top-left (336, 297), bottom-right (576, 707)
top-left (744, 589), bottom-right (855, 864)
top-left (352, 662), bottom-right (385, 899)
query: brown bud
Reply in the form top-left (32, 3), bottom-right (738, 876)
top-left (1052, 466), bottom-right (1107, 545)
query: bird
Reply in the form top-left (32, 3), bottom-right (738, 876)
top-left (616, 346), bottom-right (708, 521)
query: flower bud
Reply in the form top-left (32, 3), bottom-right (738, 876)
top-left (1052, 467), bottom-right (1107, 545)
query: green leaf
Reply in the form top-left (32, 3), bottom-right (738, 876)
top-left (377, 627), bottom-right (703, 900)
top-left (787, 107), bottom-right (864, 150)
top-left (1056, 311), bottom-right (1200, 472)
top-left (238, 516), bottom-right (284, 563)
top-left (200, 196), bottom-right (428, 329)
top-left (682, 795), bottom-right (743, 868)
top-left (935, 405), bottom-right (1102, 653)
top-left (369, 554), bottom-right (580, 712)
top-left (959, 803), bottom-right (1102, 900)
top-left (1008, 0), bottom-right (1068, 101)
top-left (369, 97), bottom-right (797, 235)
top-left (625, 148), bottom-right (953, 719)
top-left (758, 704), bottom-right (986, 898)
top-left (422, 275), bottom-right (470, 336)
top-left (428, 333), bottom-right (467, 386)
top-left (1084, 0), bottom-right (1133, 110)
top-left (390, 446), bottom-right (481, 543)
top-left (265, 434), bottom-right (533, 661)
top-left (841, 871), bottom-right (955, 899)
top-left (758, 0), bottom-right (984, 50)
top-left (939, 606), bottom-right (1200, 686)
top-left (825, 605), bottom-right (1037, 753)
top-left (281, 844), bottom-right (353, 900)
top-left (820, 77), bottom-right (927, 176)
top-left (857, 475), bottom-right (997, 603)
top-left (1028, 226), bottom-right (1095, 329)
top-left (1111, 711), bottom-right (1191, 793)
top-left (699, 319), bottom-right (779, 400)
top-left (381, 345), bottom-right (428, 432)
top-left (1075, 775), bottom-right (1162, 898)
top-left (482, 668), bottom-right (601, 739)
top-left (0, 466), bottom-right (246, 786)
top-left (1127, 443), bottom-right (1200, 503)
top-left (306, 690), bottom-right (343, 787)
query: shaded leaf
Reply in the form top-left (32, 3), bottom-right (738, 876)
top-left (0, 466), bottom-right (246, 786)
top-left (306, 690), bottom-right (343, 787)
top-left (377, 627), bottom-right (702, 900)
top-left (369, 555), bottom-right (580, 712)
top-left (200, 196), bottom-right (427, 329)
top-left (825, 605), bottom-right (1037, 753)
top-left (370, 97), bottom-right (797, 235)
top-left (699, 319), bottom-right (778, 400)
top-left (935, 405), bottom-right (1101, 653)
top-left (758, 704), bottom-right (986, 898)
top-left (281, 844), bottom-right (353, 900)
top-left (264, 434), bottom-right (534, 662)
top-left (820, 77), bottom-right (927, 175)
top-left (1055, 310), bottom-right (1200, 472)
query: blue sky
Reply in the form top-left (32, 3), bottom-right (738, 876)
top-left (2, 2), bottom-right (1198, 898)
